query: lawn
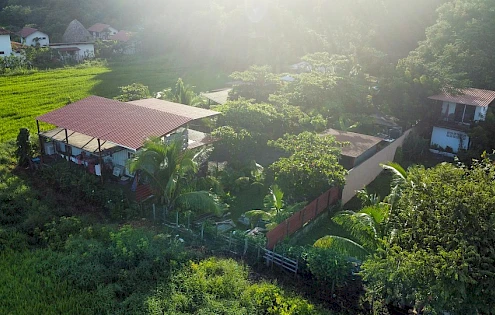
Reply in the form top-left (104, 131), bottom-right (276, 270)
top-left (0, 56), bottom-right (228, 142)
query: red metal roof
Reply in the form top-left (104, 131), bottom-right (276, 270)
top-left (19, 27), bottom-right (38, 38)
top-left (109, 30), bottom-right (133, 42)
top-left (37, 96), bottom-right (192, 151)
top-left (88, 23), bottom-right (111, 33)
top-left (128, 99), bottom-right (220, 120)
top-left (429, 88), bottom-right (495, 107)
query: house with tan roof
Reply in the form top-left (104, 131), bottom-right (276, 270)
top-left (19, 27), bottom-right (49, 47)
top-left (320, 128), bottom-right (385, 169)
top-left (36, 96), bottom-right (219, 177)
top-left (428, 88), bottom-right (495, 155)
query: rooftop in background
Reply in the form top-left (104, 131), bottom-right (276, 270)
top-left (201, 88), bottom-right (232, 105)
top-left (37, 96), bottom-right (219, 151)
top-left (0, 28), bottom-right (10, 35)
top-left (11, 42), bottom-right (27, 52)
top-left (18, 27), bottom-right (39, 38)
top-left (128, 98), bottom-right (220, 120)
top-left (87, 23), bottom-right (111, 33)
top-left (429, 88), bottom-right (495, 107)
top-left (62, 19), bottom-right (93, 43)
top-left (109, 30), bottom-right (133, 42)
top-left (320, 128), bottom-right (384, 158)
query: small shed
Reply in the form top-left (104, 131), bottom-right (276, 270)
top-left (321, 128), bottom-right (385, 169)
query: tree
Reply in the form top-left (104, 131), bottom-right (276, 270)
top-left (268, 132), bottom-right (346, 202)
top-left (15, 128), bottom-right (32, 167)
top-left (157, 78), bottom-right (204, 106)
top-left (114, 83), bottom-right (151, 102)
top-left (362, 159), bottom-right (495, 314)
top-left (129, 137), bottom-right (222, 220)
top-left (229, 65), bottom-right (281, 103)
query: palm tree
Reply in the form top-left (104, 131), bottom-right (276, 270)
top-left (157, 78), bottom-right (205, 106)
top-left (245, 184), bottom-right (305, 229)
top-left (314, 162), bottom-right (409, 260)
top-left (314, 203), bottom-right (389, 260)
top-left (129, 137), bottom-right (222, 221)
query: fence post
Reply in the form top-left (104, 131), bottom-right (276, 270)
top-left (244, 238), bottom-right (248, 256)
top-left (152, 203), bottom-right (156, 221)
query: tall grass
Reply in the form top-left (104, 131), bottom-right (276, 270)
top-left (0, 55), bottom-right (228, 142)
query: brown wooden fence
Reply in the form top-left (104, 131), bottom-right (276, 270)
top-left (266, 186), bottom-right (340, 249)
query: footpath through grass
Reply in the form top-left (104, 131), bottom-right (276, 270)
top-left (0, 56), bottom-right (228, 142)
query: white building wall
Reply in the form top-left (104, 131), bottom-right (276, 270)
top-left (109, 149), bottom-right (134, 176)
top-left (0, 34), bottom-right (12, 57)
top-left (24, 31), bottom-right (50, 47)
top-left (51, 43), bottom-right (95, 60)
top-left (430, 126), bottom-right (469, 153)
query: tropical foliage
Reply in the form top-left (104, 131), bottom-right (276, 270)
top-left (362, 159), bottom-right (495, 314)
top-left (268, 132), bottom-right (346, 202)
top-left (114, 82), bottom-right (151, 101)
top-left (129, 137), bottom-right (223, 219)
top-left (158, 78), bottom-right (205, 106)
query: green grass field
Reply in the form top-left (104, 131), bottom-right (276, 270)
top-left (0, 56), bottom-right (228, 142)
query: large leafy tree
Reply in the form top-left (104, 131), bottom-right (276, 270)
top-left (268, 132), bottom-right (346, 202)
top-left (129, 137), bottom-right (222, 219)
top-left (362, 160), bottom-right (495, 314)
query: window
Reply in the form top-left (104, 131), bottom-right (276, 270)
top-left (0, 52), bottom-right (4, 55)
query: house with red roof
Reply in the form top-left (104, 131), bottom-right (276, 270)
top-left (428, 88), bottom-right (495, 155)
top-left (87, 23), bottom-right (118, 40)
top-left (109, 30), bottom-right (136, 54)
top-left (36, 96), bottom-right (219, 177)
top-left (19, 27), bottom-right (50, 47)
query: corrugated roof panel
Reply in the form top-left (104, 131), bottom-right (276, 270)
top-left (37, 96), bottom-right (191, 150)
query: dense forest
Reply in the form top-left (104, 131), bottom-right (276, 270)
top-left (2, 0), bottom-right (445, 68)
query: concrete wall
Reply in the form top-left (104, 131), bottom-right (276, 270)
top-left (341, 128), bottom-right (413, 204)
top-left (0, 34), bottom-right (12, 56)
top-left (430, 126), bottom-right (468, 153)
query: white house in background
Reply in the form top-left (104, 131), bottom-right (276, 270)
top-left (50, 42), bottom-right (95, 61)
top-left (429, 88), bottom-right (495, 155)
top-left (18, 27), bottom-right (50, 47)
top-left (87, 23), bottom-right (118, 40)
top-left (50, 19), bottom-right (95, 61)
top-left (0, 28), bottom-right (12, 57)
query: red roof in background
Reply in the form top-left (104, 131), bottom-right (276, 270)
top-left (0, 28), bottom-right (10, 35)
top-left (19, 27), bottom-right (38, 38)
top-left (37, 96), bottom-right (192, 150)
top-left (128, 99), bottom-right (220, 120)
top-left (11, 41), bottom-right (27, 51)
top-left (88, 23), bottom-right (111, 33)
top-left (429, 88), bottom-right (495, 107)
top-left (109, 30), bottom-right (133, 42)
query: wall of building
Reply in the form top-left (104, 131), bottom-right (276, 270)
top-left (51, 43), bottom-right (95, 61)
top-left (0, 34), bottom-right (12, 56)
top-left (24, 31), bottom-right (50, 47)
top-left (341, 128), bottom-right (413, 204)
top-left (430, 126), bottom-right (469, 153)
